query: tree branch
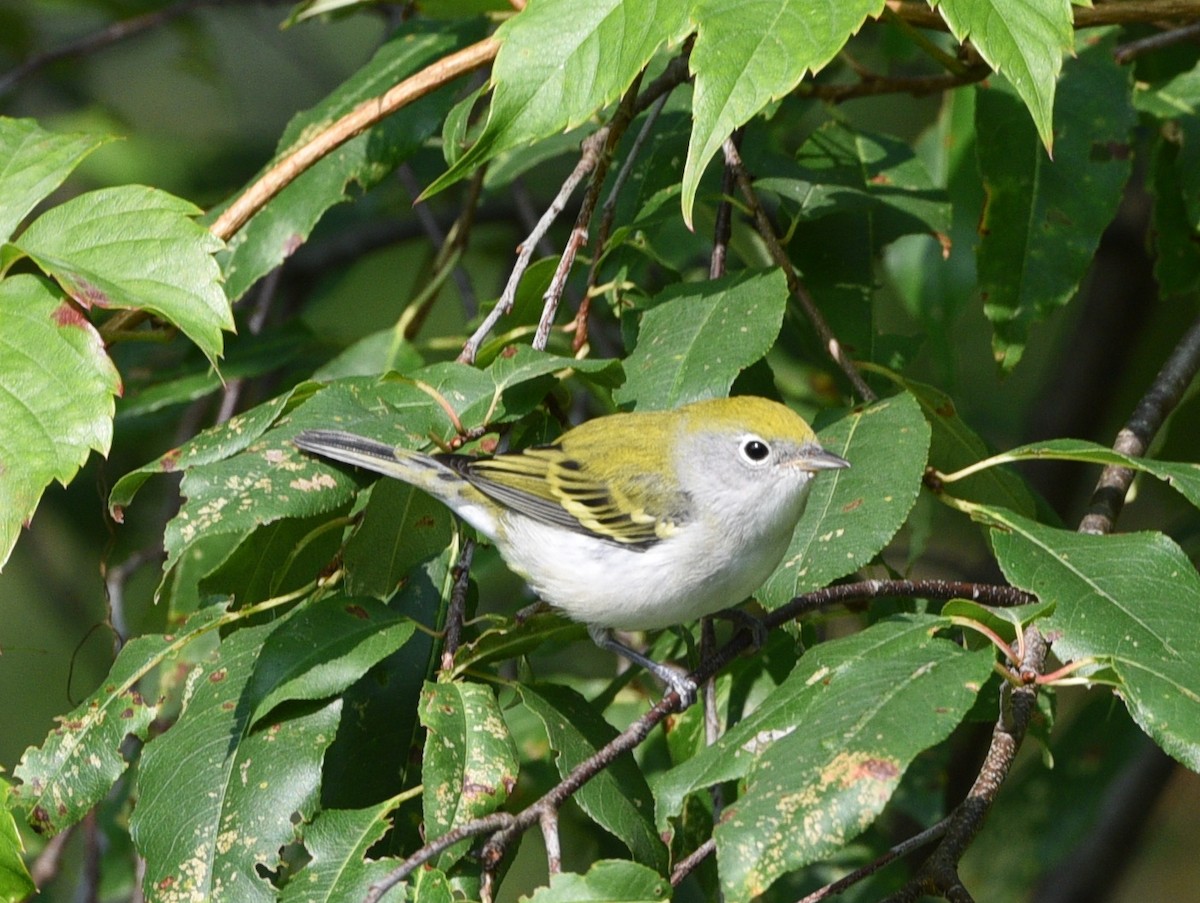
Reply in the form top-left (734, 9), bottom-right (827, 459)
top-left (210, 36), bottom-right (499, 242)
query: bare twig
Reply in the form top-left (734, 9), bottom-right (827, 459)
top-left (1078, 313), bottom-right (1200, 534)
top-left (670, 836), bottom-right (716, 886)
top-left (802, 64), bottom-right (991, 103)
top-left (721, 139), bottom-right (876, 402)
top-left (0, 0), bottom-right (220, 96)
top-left (1115, 20), bottom-right (1200, 63)
top-left (364, 811), bottom-right (515, 902)
top-left (883, 628), bottom-right (1049, 903)
top-left (710, 130), bottom-right (741, 279)
top-left (211, 37), bottom-right (500, 242)
top-left (397, 164), bottom-right (481, 319)
top-left (439, 538), bottom-right (475, 673)
top-left (885, 0), bottom-right (1200, 31)
top-left (458, 134), bottom-right (599, 363)
top-left (798, 817), bottom-right (949, 903)
top-left (370, 578), bottom-right (1031, 897)
top-left (575, 89), bottom-right (672, 351)
top-left (539, 806), bottom-right (562, 876)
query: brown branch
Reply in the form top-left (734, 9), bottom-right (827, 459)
top-left (886, 0), bottom-right (1200, 31)
top-left (721, 139), bottom-right (876, 402)
top-left (1079, 313), bottom-right (1200, 534)
top-left (438, 538), bottom-right (475, 673)
top-left (368, 579), bottom-right (1031, 898)
top-left (1115, 20), bottom-right (1200, 62)
top-left (798, 817), bottom-right (949, 903)
top-left (802, 64), bottom-right (991, 103)
top-left (883, 628), bottom-right (1049, 903)
top-left (210, 36), bottom-right (499, 242)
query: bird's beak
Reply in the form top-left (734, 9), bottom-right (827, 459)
top-left (795, 445), bottom-right (850, 472)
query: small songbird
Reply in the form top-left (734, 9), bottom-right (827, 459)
top-left (294, 395), bottom-right (848, 705)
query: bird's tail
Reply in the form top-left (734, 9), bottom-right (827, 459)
top-left (293, 429), bottom-right (436, 482)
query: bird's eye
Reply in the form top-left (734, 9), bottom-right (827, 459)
top-left (741, 437), bottom-right (771, 462)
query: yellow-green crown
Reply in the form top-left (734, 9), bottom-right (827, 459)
top-left (678, 396), bottom-right (816, 442)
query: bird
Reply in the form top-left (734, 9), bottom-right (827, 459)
top-left (293, 395), bottom-right (849, 706)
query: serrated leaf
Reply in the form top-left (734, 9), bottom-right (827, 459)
top-left (427, 0), bottom-right (692, 195)
top-left (683, 0), bottom-right (886, 225)
top-left (980, 506), bottom-right (1200, 770)
top-left (0, 116), bottom-right (111, 243)
top-left (521, 859), bottom-right (670, 902)
top-left (248, 596), bottom-right (418, 722)
top-left (420, 682), bottom-right (518, 871)
top-left (11, 629), bottom-right (167, 833)
top-left (132, 619), bottom-right (341, 901)
top-left (283, 800), bottom-right (407, 902)
top-left (759, 392), bottom-right (930, 608)
top-left (13, 186), bottom-right (232, 365)
top-left (976, 33), bottom-right (1135, 370)
top-left (221, 22), bottom-right (474, 301)
top-left (614, 269), bottom-right (788, 410)
top-left (0, 275), bottom-right (120, 570)
top-left (516, 683), bottom-right (667, 871)
top-left (652, 615), bottom-right (993, 902)
top-left (935, 0), bottom-right (1073, 151)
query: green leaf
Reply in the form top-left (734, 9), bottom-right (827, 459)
top-left (132, 619), bottom-right (342, 901)
top-left (344, 480), bottom-right (457, 599)
top-left (221, 21), bottom-right (474, 302)
top-left (652, 614), bottom-right (994, 902)
top-left (976, 32), bottom-right (1135, 370)
top-left (427, 0), bottom-right (692, 195)
top-left (1148, 130), bottom-right (1200, 296)
top-left (248, 596), bottom-right (418, 722)
top-left (516, 683), bottom-right (667, 871)
top-left (952, 437), bottom-right (1200, 512)
top-left (419, 681), bottom-right (518, 871)
top-left (757, 122), bottom-right (951, 237)
top-left (521, 860), bottom-right (670, 902)
top-left (12, 186), bottom-right (233, 365)
top-left (0, 116), bottom-right (111, 243)
top-left (759, 392), bottom-right (930, 607)
top-left (683, 0), bottom-right (886, 224)
top-left (979, 507), bottom-right (1200, 770)
top-left (11, 626), bottom-right (171, 834)
top-left (0, 782), bottom-right (35, 902)
top-left (614, 269), bottom-right (788, 410)
top-left (109, 387), bottom-right (300, 517)
top-left (283, 799), bottom-right (407, 902)
top-left (935, 0), bottom-right (1073, 151)
top-left (451, 611), bottom-right (587, 677)
top-left (0, 275), bottom-right (121, 570)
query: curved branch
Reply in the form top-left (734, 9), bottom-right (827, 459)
top-left (210, 36), bottom-right (499, 242)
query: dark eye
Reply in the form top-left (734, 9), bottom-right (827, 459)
top-left (742, 438), bottom-right (770, 462)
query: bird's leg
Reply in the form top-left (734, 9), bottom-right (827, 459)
top-left (587, 625), bottom-right (698, 709)
top-left (713, 606), bottom-right (769, 648)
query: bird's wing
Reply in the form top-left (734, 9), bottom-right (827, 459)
top-left (436, 446), bottom-right (686, 549)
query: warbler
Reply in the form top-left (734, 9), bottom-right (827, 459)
top-left (293, 395), bottom-right (848, 705)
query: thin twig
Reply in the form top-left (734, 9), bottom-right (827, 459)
top-left (576, 90), bottom-right (672, 351)
top-left (721, 139), bottom-right (876, 402)
top-left (534, 76), bottom-right (643, 351)
top-left (883, 628), bottom-right (1049, 903)
top-left (539, 806), bottom-right (562, 876)
top-left (0, 0), bottom-right (220, 96)
top-left (1115, 20), bottom-right (1200, 62)
top-left (397, 164), bottom-right (481, 319)
top-left (885, 0), bottom-right (1200, 31)
top-left (710, 130), bottom-right (741, 279)
top-left (440, 538), bottom-right (475, 673)
top-left (459, 133), bottom-right (600, 362)
top-left (798, 817), bottom-right (949, 903)
top-left (671, 836), bottom-right (716, 886)
top-left (211, 37), bottom-right (499, 242)
top-left (1079, 313), bottom-right (1200, 534)
top-left (371, 578), bottom-right (1031, 896)
top-left (802, 64), bottom-right (991, 103)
